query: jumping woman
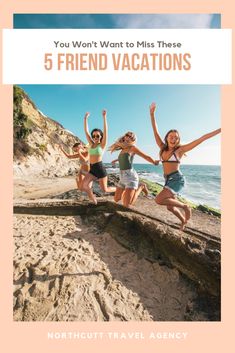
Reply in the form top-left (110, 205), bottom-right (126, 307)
top-left (58, 142), bottom-right (89, 191)
top-left (109, 131), bottom-right (158, 208)
top-left (149, 102), bottom-right (221, 230)
top-left (82, 110), bottom-right (116, 204)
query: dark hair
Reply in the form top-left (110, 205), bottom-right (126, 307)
top-left (160, 129), bottom-right (180, 156)
top-left (73, 142), bottom-right (81, 148)
top-left (91, 128), bottom-right (103, 142)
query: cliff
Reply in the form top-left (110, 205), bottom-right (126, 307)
top-left (13, 86), bottom-right (82, 177)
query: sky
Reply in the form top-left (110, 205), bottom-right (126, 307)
top-left (16, 14), bottom-right (221, 165)
top-left (14, 14), bottom-right (221, 29)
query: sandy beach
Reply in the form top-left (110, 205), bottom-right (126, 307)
top-left (13, 176), bottom-right (221, 321)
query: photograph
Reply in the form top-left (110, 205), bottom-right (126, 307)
top-left (13, 81), bottom-right (221, 321)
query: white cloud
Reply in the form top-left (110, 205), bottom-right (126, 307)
top-left (111, 14), bottom-right (214, 29)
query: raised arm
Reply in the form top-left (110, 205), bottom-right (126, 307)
top-left (149, 102), bottom-right (164, 149)
top-left (101, 109), bottom-right (107, 149)
top-left (132, 146), bottom-right (159, 165)
top-left (179, 128), bottom-right (221, 154)
top-left (84, 112), bottom-right (93, 144)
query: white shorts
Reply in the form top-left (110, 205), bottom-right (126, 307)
top-left (118, 169), bottom-right (139, 190)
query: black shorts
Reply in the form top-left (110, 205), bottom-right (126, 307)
top-left (89, 161), bottom-right (107, 179)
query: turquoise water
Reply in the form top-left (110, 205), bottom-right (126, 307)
top-left (106, 164), bottom-right (221, 209)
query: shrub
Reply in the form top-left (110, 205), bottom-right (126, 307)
top-left (13, 86), bottom-right (32, 141)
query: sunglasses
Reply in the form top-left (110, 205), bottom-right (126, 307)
top-left (92, 134), bottom-right (101, 138)
top-left (125, 133), bottom-right (133, 138)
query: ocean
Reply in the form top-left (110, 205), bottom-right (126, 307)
top-left (106, 164), bottom-right (221, 209)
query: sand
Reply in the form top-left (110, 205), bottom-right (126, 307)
top-left (13, 176), bottom-right (219, 321)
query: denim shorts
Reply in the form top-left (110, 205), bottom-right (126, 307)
top-left (164, 171), bottom-right (185, 194)
top-left (118, 169), bottom-right (139, 190)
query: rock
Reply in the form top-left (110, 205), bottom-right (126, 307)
top-left (13, 207), bottom-right (220, 321)
top-left (14, 198), bottom-right (220, 320)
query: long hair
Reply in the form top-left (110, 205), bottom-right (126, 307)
top-left (91, 128), bottom-right (103, 143)
top-left (108, 131), bottom-right (137, 153)
top-left (160, 129), bottom-right (181, 157)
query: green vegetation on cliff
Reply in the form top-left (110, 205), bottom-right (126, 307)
top-left (14, 86), bottom-right (32, 139)
top-left (13, 86), bottom-right (33, 157)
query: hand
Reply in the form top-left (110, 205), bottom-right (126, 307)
top-left (154, 160), bottom-right (159, 165)
top-left (102, 109), bottom-right (107, 118)
top-left (150, 102), bottom-right (157, 115)
top-left (84, 112), bottom-right (90, 119)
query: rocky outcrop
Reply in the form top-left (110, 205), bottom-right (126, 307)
top-left (13, 86), bottom-right (82, 177)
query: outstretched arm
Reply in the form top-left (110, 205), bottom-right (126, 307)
top-left (84, 112), bottom-right (93, 144)
top-left (132, 146), bottom-right (159, 165)
top-left (149, 102), bottom-right (164, 149)
top-left (101, 109), bottom-right (107, 149)
top-left (179, 128), bottom-right (221, 154)
top-left (58, 145), bottom-right (80, 159)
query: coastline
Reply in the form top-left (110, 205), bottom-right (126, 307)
top-left (140, 178), bottom-right (221, 217)
top-left (105, 163), bottom-right (221, 212)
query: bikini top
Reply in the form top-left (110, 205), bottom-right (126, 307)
top-left (79, 159), bottom-right (89, 166)
top-left (89, 144), bottom-right (103, 156)
top-left (161, 148), bottom-right (181, 164)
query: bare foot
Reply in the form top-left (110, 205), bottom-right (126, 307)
top-left (183, 205), bottom-right (191, 222)
top-left (89, 198), bottom-right (97, 205)
top-left (86, 191), bottom-right (97, 205)
top-left (139, 182), bottom-right (149, 196)
top-left (180, 218), bottom-right (187, 231)
top-left (91, 195), bottom-right (98, 205)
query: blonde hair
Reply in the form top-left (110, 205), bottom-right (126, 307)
top-left (108, 131), bottom-right (137, 153)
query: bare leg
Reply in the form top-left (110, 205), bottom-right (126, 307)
top-left (139, 182), bottom-right (149, 197)
top-left (76, 173), bottom-right (85, 191)
top-left (82, 173), bottom-right (97, 204)
top-left (122, 188), bottom-right (136, 208)
top-left (156, 188), bottom-right (191, 228)
top-left (114, 187), bottom-right (125, 203)
top-left (99, 176), bottom-right (116, 193)
top-left (75, 176), bottom-right (80, 190)
top-left (167, 205), bottom-right (187, 230)
top-left (130, 185), bottom-right (145, 205)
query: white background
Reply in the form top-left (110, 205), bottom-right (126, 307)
top-left (2, 29), bottom-right (232, 84)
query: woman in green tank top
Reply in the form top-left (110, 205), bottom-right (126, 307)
top-left (109, 131), bottom-right (159, 208)
top-left (82, 110), bottom-right (116, 204)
